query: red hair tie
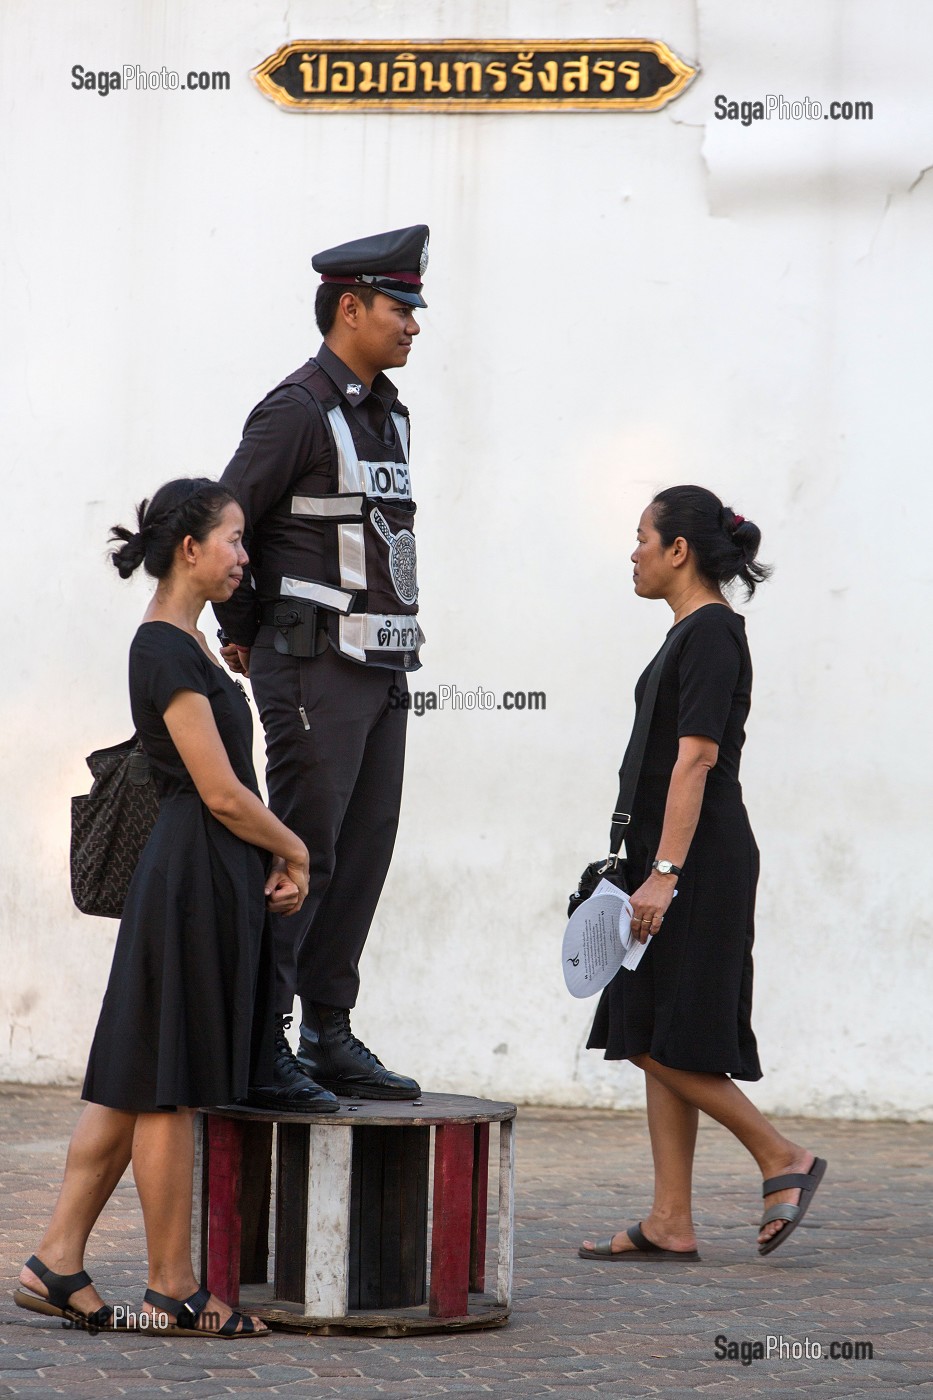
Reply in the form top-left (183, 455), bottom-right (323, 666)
top-left (733, 513), bottom-right (745, 526)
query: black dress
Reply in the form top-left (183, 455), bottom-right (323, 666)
top-left (82, 622), bottom-right (274, 1111)
top-left (588, 604), bottom-right (762, 1081)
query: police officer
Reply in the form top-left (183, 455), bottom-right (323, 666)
top-left (214, 226), bottom-right (428, 1109)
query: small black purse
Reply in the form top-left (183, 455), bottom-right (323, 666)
top-left (70, 736), bottom-right (160, 918)
top-left (568, 633), bottom-right (675, 918)
top-left (567, 857), bottom-right (632, 917)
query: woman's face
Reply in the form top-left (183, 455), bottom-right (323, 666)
top-left (189, 501), bottom-right (248, 601)
top-left (631, 505), bottom-right (675, 599)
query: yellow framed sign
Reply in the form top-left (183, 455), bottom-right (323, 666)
top-left (252, 39), bottom-right (697, 113)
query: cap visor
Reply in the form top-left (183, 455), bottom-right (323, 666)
top-left (382, 287), bottom-right (427, 309)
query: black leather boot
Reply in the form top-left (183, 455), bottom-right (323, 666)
top-left (297, 1004), bottom-right (421, 1100)
top-left (242, 1014), bottom-right (340, 1113)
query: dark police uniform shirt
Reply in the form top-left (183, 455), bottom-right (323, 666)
top-left (215, 344), bottom-right (409, 647)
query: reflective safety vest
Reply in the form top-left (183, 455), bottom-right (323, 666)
top-left (270, 363), bottom-right (423, 670)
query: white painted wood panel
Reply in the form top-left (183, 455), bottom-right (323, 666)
top-left (304, 1125), bottom-right (353, 1317)
top-left (496, 1119), bottom-right (515, 1306)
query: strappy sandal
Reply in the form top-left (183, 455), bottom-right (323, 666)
top-left (578, 1222), bottom-right (701, 1261)
top-left (143, 1286), bottom-right (266, 1337)
top-left (758, 1157), bottom-right (828, 1256)
top-left (13, 1254), bottom-right (116, 1330)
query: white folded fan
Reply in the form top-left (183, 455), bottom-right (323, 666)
top-left (561, 877), bottom-right (648, 997)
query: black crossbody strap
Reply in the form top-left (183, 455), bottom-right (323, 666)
top-left (607, 631), bottom-right (677, 861)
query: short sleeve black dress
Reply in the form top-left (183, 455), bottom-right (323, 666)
top-left (82, 622), bottom-right (275, 1111)
top-left (587, 604), bottom-right (762, 1081)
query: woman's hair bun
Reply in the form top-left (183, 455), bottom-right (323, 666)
top-left (109, 510), bottom-right (149, 580)
top-left (726, 509), bottom-right (763, 562)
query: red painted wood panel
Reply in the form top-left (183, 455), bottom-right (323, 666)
top-left (429, 1122), bottom-right (475, 1317)
top-left (206, 1114), bottom-right (244, 1306)
top-left (469, 1123), bottom-right (490, 1293)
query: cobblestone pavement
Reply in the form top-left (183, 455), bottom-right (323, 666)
top-left (1, 1086), bottom-right (931, 1398)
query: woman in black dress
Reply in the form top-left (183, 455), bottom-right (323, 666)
top-left (15, 479), bottom-right (315, 1336)
top-left (580, 486), bottom-right (827, 1261)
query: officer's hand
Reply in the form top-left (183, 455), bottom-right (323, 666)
top-left (265, 857), bottom-right (306, 916)
top-left (283, 853), bottom-right (310, 914)
top-left (220, 642), bottom-right (251, 677)
top-left (266, 875), bottom-right (301, 915)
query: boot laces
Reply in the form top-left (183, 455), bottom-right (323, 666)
top-left (274, 1014), bottom-right (299, 1063)
top-left (333, 1009), bottom-right (384, 1068)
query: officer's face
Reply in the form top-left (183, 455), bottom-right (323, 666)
top-left (356, 292), bottom-right (420, 370)
top-left (190, 501), bottom-right (248, 602)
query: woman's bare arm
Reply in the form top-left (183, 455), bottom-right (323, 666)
top-left (162, 689), bottom-right (308, 899)
top-left (628, 734), bottom-right (719, 940)
top-left (653, 735), bottom-right (719, 867)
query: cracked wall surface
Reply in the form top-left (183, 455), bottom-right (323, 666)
top-left (1, 0), bottom-right (931, 1118)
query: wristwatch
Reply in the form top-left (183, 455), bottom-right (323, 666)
top-left (652, 859), bottom-right (683, 877)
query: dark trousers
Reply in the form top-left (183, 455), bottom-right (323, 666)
top-left (249, 631), bottom-right (408, 1012)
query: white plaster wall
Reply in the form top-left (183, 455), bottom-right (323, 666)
top-left (2, 0), bottom-right (931, 1118)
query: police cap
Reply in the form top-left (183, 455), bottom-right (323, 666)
top-left (312, 224), bottom-right (429, 308)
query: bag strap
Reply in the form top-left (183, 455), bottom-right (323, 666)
top-left (607, 631), bottom-right (677, 864)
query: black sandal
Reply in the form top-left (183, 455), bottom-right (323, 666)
top-left (13, 1254), bottom-right (115, 1330)
top-left (143, 1286), bottom-right (265, 1337)
top-left (578, 1222), bottom-right (701, 1261)
top-left (758, 1157), bottom-right (828, 1256)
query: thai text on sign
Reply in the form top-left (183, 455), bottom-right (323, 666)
top-left (252, 40), bottom-right (697, 112)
